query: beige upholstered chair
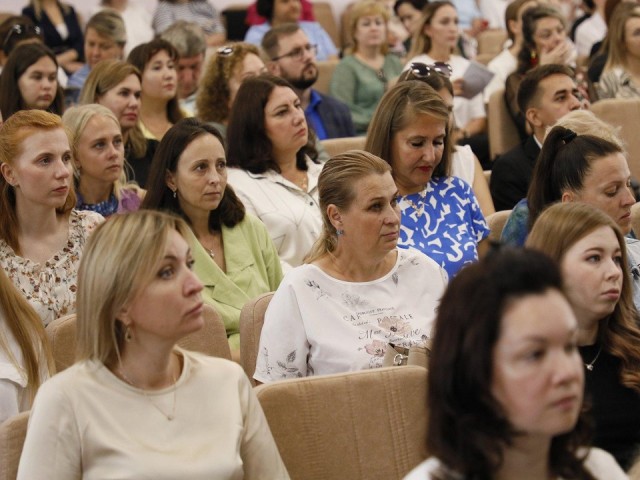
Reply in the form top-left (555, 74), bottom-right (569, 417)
top-left (314, 60), bottom-right (339, 95)
top-left (255, 366), bottom-right (429, 480)
top-left (477, 29), bottom-right (508, 55)
top-left (487, 88), bottom-right (520, 160)
top-left (0, 410), bottom-right (29, 480)
top-left (239, 292), bottom-right (274, 385)
top-left (320, 136), bottom-right (366, 158)
top-left (312, 2), bottom-right (340, 49)
top-left (591, 98), bottom-right (640, 182)
top-left (46, 305), bottom-right (231, 373)
top-left (486, 210), bottom-right (512, 242)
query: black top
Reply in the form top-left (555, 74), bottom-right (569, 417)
top-left (126, 139), bottom-right (158, 189)
top-left (22, 3), bottom-right (84, 62)
top-left (490, 135), bottom-right (540, 212)
top-left (580, 343), bottom-right (640, 470)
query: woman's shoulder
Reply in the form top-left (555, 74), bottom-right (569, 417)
top-left (71, 209), bottom-right (105, 233)
top-left (404, 457), bottom-right (460, 480)
top-left (581, 447), bottom-right (628, 479)
top-left (397, 248), bottom-right (448, 281)
top-left (431, 175), bottom-right (473, 194)
top-left (180, 348), bottom-right (248, 383)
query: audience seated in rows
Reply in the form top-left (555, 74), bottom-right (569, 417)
top-left (16, 211), bottom-right (289, 479)
top-left (63, 104), bottom-right (143, 217)
top-left (491, 64), bottom-right (581, 211)
top-left (405, 246), bottom-right (627, 479)
top-left (79, 59), bottom-right (157, 188)
top-left (0, 110), bottom-right (103, 326)
top-left (255, 151), bottom-right (447, 382)
top-left (528, 202), bottom-right (640, 470)
top-left (366, 81), bottom-right (490, 278)
top-left (141, 119), bottom-right (283, 352)
top-left (263, 23), bottom-right (355, 139)
top-left (330, 0), bottom-right (402, 135)
top-left (226, 74), bottom-right (323, 272)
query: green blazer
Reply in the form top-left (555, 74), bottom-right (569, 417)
top-left (188, 214), bottom-right (283, 352)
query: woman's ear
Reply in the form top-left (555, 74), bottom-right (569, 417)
top-left (327, 204), bottom-right (342, 230)
top-left (561, 190), bottom-right (575, 203)
top-left (0, 162), bottom-right (16, 186)
top-left (165, 169), bottom-right (177, 193)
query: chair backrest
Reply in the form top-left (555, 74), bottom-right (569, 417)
top-left (255, 366), bottom-right (429, 480)
top-left (477, 29), bottom-right (508, 55)
top-left (486, 209), bottom-right (512, 242)
top-left (239, 292), bottom-right (274, 385)
top-left (590, 98), bottom-right (640, 182)
top-left (312, 2), bottom-right (340, 49)
top-left (0, 410), bottom-right (30, 480)
top-left (46, 305), bottom-right (231, 373)
top-left (488, 88), bottom-right (520, 160)
top-left (314, 59), bottom-right (339, 95)
top-left (320, 136), bottom-right (366, 158)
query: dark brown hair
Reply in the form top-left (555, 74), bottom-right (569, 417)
top-left (141, 118), bottom-right (245, 230)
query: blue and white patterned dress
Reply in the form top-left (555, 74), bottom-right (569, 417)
top-left (398, 176), bottom-right (490, 278)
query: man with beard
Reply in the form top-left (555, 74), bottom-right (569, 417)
top-left (262, 23), bottom-right (355, 139)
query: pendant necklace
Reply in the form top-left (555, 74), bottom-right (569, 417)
top-left (584, 346), bottom-right (602, 371)
top-left (119, 366), bottom-right (178, 421)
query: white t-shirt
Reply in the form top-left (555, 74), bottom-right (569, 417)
top-left (226, 159), bottom-right (323, 272)
top-left (451, 144), bottom-right (475, 185)
top-left (18, 349), bottom-right (289, 480)
top-left (404, 449), bottom-right (628, 479)
top-left (254, 248), bottom-right (447, 383)
top-left (484, 48), bottom-right (517, 103)
top-left (406, 54), bottom-right (487, 127)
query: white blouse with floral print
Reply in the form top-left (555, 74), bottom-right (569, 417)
top-left (254, 248), bottom-right (447, 383)
top-left (0, 210), bottom-right (103, 326)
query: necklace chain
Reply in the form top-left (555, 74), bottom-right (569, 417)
top-left (402, 193), bottom-right (426, 216)
top-left (584, 346), bottom-right (603, 371)
top-left (118, 365), bottom-right (178, 421)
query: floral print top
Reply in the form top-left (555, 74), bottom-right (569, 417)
top-left (0, 210), bottom-right (104, 326)
top-left (253, 248), bottom-right (447, 383)
top-left (398, 175), bottom-right (490, 279)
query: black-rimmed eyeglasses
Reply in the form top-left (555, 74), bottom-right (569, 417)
top-left (409, 62), bottom-right (452, 79)
top-left (272, 44), bottom-right (317, 62)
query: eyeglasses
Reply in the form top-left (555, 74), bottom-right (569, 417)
top-left (2, 24), bottom-right (41, 54)
top-left (272, 44), bottom-right (317, 62)
top-left (409, 62), bottom-right (452, 79)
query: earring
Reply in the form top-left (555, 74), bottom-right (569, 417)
top-left (336, 229), bottom-right (344, 236)
top-left (124, 326), bottom-right (132, 342)
top-left (172, 189), bottom-right (177, 199)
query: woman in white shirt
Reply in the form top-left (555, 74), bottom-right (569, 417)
top-left (405, 247), bottom-right (627, 480)
top-left (226, 74), bottom-right (323, 271)
top-left (254, 150), bottom-right (447, 382)
top-left (18, 210), bottom-right (289, 479)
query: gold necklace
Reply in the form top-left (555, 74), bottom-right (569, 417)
top-left (401, 192), bottom-right (426, 216)
top-left (118, 365), bottom-right (178, 421)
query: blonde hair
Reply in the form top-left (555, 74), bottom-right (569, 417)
top-left (0, 110), bottom-right (75, 254)
top-left (348, 0), bottom-right (390, 54)
top-left (527, 202), bottom-right (640, 392)
top-left (0, 269), bottom-right (54, 406)
top-left (605, 3), bottom-right (640, 71)
top-left (78, 59), bottom-right (147, 160)
top-left (550, 110), bottom-right (624, 148)
top-left (305, 150), bottom-right (391, 262)
top-left (76, 210), bottom-right (190, 364)
top-left (86, 9), bottom-right (126, 47)
top-left (62, 104), bottom-right (141, 201)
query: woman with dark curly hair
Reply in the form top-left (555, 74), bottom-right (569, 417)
top-left (226, 74), bottom-right (322, 271)
top-left (195, 43), bottom-right (265, 135)
top-left (527, 202), bottom-right (640, 470)
top-left (405, 246), bottom-right (627, 479)
top-left (127, 39), bottom-right (184, 141)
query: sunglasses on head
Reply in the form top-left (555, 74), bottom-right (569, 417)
top-left (2, 24), bottom-right (41, 54)
top-left (409, 62), bottom-right (452, 79)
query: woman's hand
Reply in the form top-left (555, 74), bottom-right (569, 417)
top-left (539, 40), bottom-right (572, 66)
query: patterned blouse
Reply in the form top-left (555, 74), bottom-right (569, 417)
top-left (398, 176), bottom-right (490, 278)
top-left (597, 67), bottom-right (640, 100)
top-left (0, 210), bottom-right (104, 326)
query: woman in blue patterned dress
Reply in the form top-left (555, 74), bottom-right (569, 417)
top-left (365, 80), bottom-right (489, 278)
